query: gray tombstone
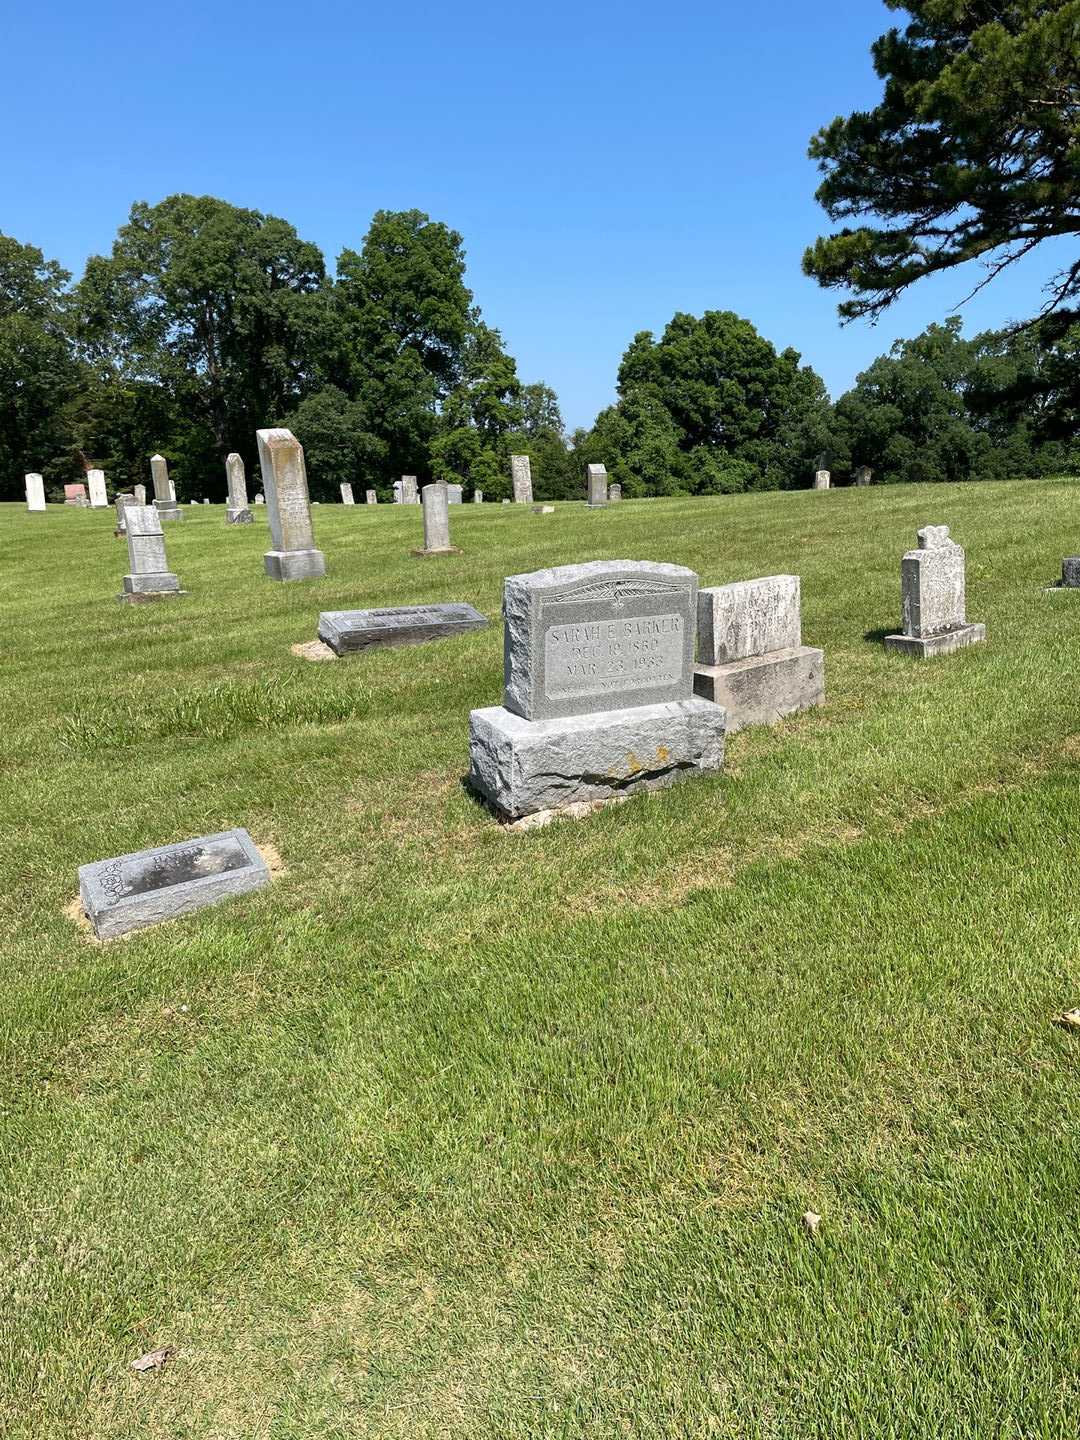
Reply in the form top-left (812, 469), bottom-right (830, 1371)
top-left (340, 482), bottom-right (355, 505)
top-left (1060, 556), bottom-right (1080, 588)
top-left (511, 454), bottom-right (533, 504)
top-left (392, 480), bottom-right (403, 503)
top-left (609, 483), bottom-right (622, 502)
top-left (318, 603), bottom-right (488, 654)
top-left (151, 454), bottom-right (183, 521)
top-left (113, 492), bottom-right (136, 535)
top-left (884, 526), bottom-right (985, 657)
top-left (473, 490), bottom-right (484, 503)
top-left (813, 470), bottom-right (831, 490)
top-left (256, 427), bottom-right (326, 581)
top-left (225, 452), bottom-right (252, 524)
top-left (133, 483), bottom-right (147, 504)
top-left (119, 504), bottom-right (183, 602)
top-left (447, 483), bottom-right (463, 504)
top-left (693, 575), bottom-right (824, 731)
top-left (586, 464), bottom-right (609, 508)
top-left (87, 468), bottom-right (108, 508)
top-left (854, 465), bottom-right (872, 487)
top-left (78, 828), bottom-right (270, 939)
top-left (366, 489), bottom-right (378, 504)
top-left (401, 475), bottom-right (419, 504)
top-left (468, 560), bottom-right (726, 820)
top-left (25, 473), bottom-right (46, 512)
top-left (413, 481), bottom-right (459, 556)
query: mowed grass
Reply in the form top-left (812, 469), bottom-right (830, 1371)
top-left (3, 482), bottom-right (1080, 1438)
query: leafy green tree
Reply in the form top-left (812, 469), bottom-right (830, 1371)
top-left (75, 195), bottom-right (330, 472)
top-left (284, 386), bottom-right (387, 501)
top-left (804, 1), bottom-right (1080, 323)
top-left (0, 234), bottom-right (77, 498)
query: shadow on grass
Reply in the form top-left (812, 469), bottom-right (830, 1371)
top-left (863, 626), bottom-right (891, 644)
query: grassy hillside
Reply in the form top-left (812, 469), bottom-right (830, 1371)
top-left (3, 481), bottom-right (1080, 1438)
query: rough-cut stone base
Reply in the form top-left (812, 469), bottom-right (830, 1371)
top-left (264, 548), bottom-right (326, 581)
top-left (410, 546), bottom-right (462, 558)
top-left (693, 645), bottom-right (824, 732)
top-left (884, 622), bottom-right (986, 658)
top-left (1061, 556), bottom-right (1080, 587)
top-left (227, 507), bottom-right (253, 524)
top-left (153, 502), bottom-right (183, 522)
top-left (468, 697), bottom-right (726, 820)
top-left (122, 572), bottom-right (181, 596)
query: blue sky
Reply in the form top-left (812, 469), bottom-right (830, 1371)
top-left (2, 0), bottom-right (1067, 429)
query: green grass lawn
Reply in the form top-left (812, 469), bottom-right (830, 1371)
top-left (3, 481), bottom-right (1080, 1438)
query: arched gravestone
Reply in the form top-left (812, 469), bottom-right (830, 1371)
top-left (468, 559), bottom-right (726, 820)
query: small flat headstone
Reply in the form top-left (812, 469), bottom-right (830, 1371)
top-left (318, 603), bottom-right (488, 654)
top-left (78, 828), bottom-right (270, 940)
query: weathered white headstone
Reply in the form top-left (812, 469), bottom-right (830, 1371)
top-left (225, 452), bottom-right (252, 523)
top-left (25, 473), bottom-right (46, 512)
top-left (511, 454), bottom-right (533, 504)
top-left (813, 470), bottom-right (831, 490)
top-left (151, 454), bottom-right (182, 521)
top-left (340, 483), bottom-right (355, 505)
top-left (114, 493), bottom-right (136, 534)
top-left (255, 492), bottom-right (265, 504)
top-left (884, 526), bottom-right (985, 657)
top-left (413, 482), bottom-right (459, 556)
top-left (586, 464), bottom-right (608, 508)
top-left (473, 490), bottom-right (484, 503)
top-left (609, 483), bottom-right (622, 502)
top-left (694, 575), bottom-right (824, 731)
top-left (134, 484), bottom-right (147, 504)
top-left (366, 489), bottom-right (378, 504)
top-left (854, 465), bottom-right (872, 487)
top-left (447, 483), bottom-right (463, 504)
top-left (468, 560), bottom-right (726, 820)
top-left (256, 428), bottom-right (326, 581)
top-left (87, 469), bottom-right (108, 508)
top-left (119, 504), bottom-right (183, 602)
top-left (401, 475), bottom-right (418, 504)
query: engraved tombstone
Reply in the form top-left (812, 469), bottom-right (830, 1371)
top-left (225, 452), bottom-right (252, 523)
top-left (134, 484), bottom-right (147, 504)
top-left (25, 473), bottom-right (46, 512)
top-left (412, 481), bottom-right (460, 556)
top-left (318, 602), bottom-right (488, 654)
top-left (586, 464), bottom-right (609, 508)
top-left (366, 489), bottom-right (378, 504)
top-left (255, 492), bottom-right (265, 504)
top-left (813, 470), bottom-right (831, 490)
top-left (119, 504), bottom-right (183, 602)
top-left (511, 454), bottom-right (533, 504)
top-left (854, 466), bottom-right (872, 487)
top-left (609, 483), bottom-right (622, 502)
top-left (151, 454), bottom-right (182, 521)
top-left (884, 526), bottom-right (985, 657)
top-left (256, 427), bottom-right (326, 581)
top-left (694, 575), bottom-right (824, 731)
top-left (468, 560), bottom-right (727, 820)
top-left (401, 475), bottom-right (419, 504)
top-left (473, 490), bottom-right (484, 503)
top-left (64, 483), bottom-right (88, 507)
top-left (340, 483), bottom-right (355, 505)
top-left (447, 483), bottom-right (463, 504)
top-left (87, 469), bottom-right (108, 508)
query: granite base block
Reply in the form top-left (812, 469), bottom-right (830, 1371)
top-left (264, 548), bottom-right (326, 581)
top-left (883, 622), bottom-right (986, 658)
top-left (693, 645), bottom-right (824, 732)
top-left (468, 696), bottom-right (726, 820)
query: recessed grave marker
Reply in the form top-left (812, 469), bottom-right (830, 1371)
top-left (511, 454), bottom-right (533, 504)
top-left (884, 525), bottom-right (985, 657)
top-left (318, 603), bottom-right (488, 654)
top-left (119, 503), bottom-right (184, 602)
top-left (469, 559), bottom-right (726, 820)
top-left (78, 828), bottom-right (269, 939)
top-left (256, 427), bottom-right (326, 581)
top-left (694, 575), bottom-right (824, 730)
top-left (25, 473), bottom-right (45, 512)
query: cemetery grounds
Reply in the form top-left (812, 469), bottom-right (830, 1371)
top-left (3, 479), bottom-right (1080, 1438)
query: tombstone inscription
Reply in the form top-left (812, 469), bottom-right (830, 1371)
top-left (318, 603), bottom-right (488, 654)
top-left (256, 427), bottom-right (326, 581)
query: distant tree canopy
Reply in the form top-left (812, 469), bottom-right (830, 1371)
top-left (804, 0), bottom-right (1080, 325)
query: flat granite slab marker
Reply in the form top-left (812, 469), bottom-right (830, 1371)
top-left (318, 603), bottom-right (488, 654)
top-left (78, 828), bottom-right (270, 939)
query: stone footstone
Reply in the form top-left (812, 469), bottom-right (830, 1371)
top-left (257, 427), bottom-right (326, 581)
top-left (468, 698), bottom-right (725, 820)
top-left (78, 828), bottom-right (270, 940)
top-left (318, 603), bottom-right (488, 654)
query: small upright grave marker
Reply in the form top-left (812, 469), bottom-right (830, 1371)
top-left (151, 454), bottom-right (182, 521)
top-left (225, 452), bottom-right (252, 523)
top-left (468, 560), bottom-right (726, 820)
top-left (511, 454), bottom-right (533, 504)
top-left (134, 483), bottom-right (147, 504)
top-left (256, 427), bottom-right (326, 581)
top-left (340, 482), bottom-right (355, 505)
top-left (884, 525), bottom-right (985, 657)
top-left (586, 464), bottom-right (608, 508)
top-left (401, 475), bottom-right (418, 504)
top-left (87, 469), bottom-right (108, 508)
top-left (366, 489), bottom-right (377, 505)
top-left (413, 481), bottom-right (460, 556)
top-left (694, 575), bottom-right (824, 731)
top-left (119, 504), bottom-right (183, 602)
top-left (79, 828), bottom-right (269, 940)
top-left (64, 483), bottom-right (88, 507)
top-left (473, 490), bottom-right (484, 503)
top-left (447, 483), bottom-right (463, 504)
top-left (854, 466), bottom-right (872, 487)
top-left (609, 483), bottom-right (622, 502)
top-left (813, 470), bottom-right (831, 490)
top-left (114, 493), bottom-right (136, 535)
top-left (25, 473), bottom-right (46, 512)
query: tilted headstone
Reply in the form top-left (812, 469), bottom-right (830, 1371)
top-left (884, 526), bottom-right (985, 658)
top-left (401, 475), bottom-right (419, 504)
top-left (114, 493), bottom-right (136, 534)
top-left (366, 489), bottom-right (378, 504)
top-left (813, 470), bottom-right (831, 490)
top-left (64, 483), bottom-right (88, 507)
top-left (87, 469), bottom-right (108, 508)
top-left (511, 454), bottom-right (533, 504)
top-left (256, 427), bottom-right (326, 581)
top-left (586, 464), bottom-right (609, 508)
top-left (78, 828), bottom-right (270, 940)
top-left (694, 575), bottom-right (824, 731)
top-left (609, 483), bottom-right (622, 502)
top-left (473, 490), bottom-right (484, 503)
top-left (468, 560), bottom-right (726, 820)
top-left (119, 504), bottom-right (183, 602)
top-left (854, 465), bottom-right (872, 486)
top-left (25, 473), bottom-right (46, 512)
top-left (340, 482), bottom-right (355, 505)
top-left (134, 484), bottom-right (147, 504)
top-left (447, 483), bottom-right (463, 504)
top-left (225, 452), bottom-right (252, 524)
top-left (413, 481), bottom-right (459, 556)
top-left (318, 603), bottom-right (488, 654)
top-left (151, 454), bottom-right (183, 521)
